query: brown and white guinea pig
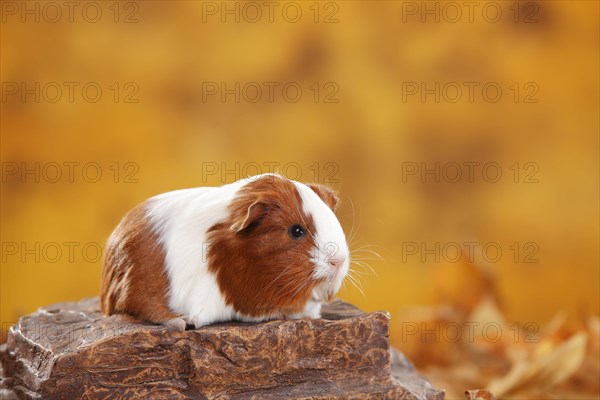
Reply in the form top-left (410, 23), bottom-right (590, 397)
top-left (100, 173), bottom-right (350, 330)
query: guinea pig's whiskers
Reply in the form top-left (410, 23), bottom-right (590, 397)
top-left (351, 261), bottom-right (377, 277)
top-left (347, 266), bottom-right (368, 278)
top-left (348, 276), bottom-right (364, 295)
top-left (348, 250), bottom-right (379, 272)
top-left (290, 282), bottom-right (309, 302)
top-left (351, 246), bottom-right (384, 261)
top-left (344, 200), bottom-right (383, 276)
top-left (273, 277), bottom-right (295, 300)
top-left (346, 198), bottom-right (360, 247)
top-left (253, 263), bottom-right (293, 302)
top-left (278, 274), bottom-right (309, 302)
top-left (349, 245), bottom-right (385, 277)
top-left (347, 268), bottom-right (366, 284)
top-left (344, 269), bottom-right (365, 297)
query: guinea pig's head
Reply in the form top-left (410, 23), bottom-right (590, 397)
top-left (207, 173), bottom-right (349, 317)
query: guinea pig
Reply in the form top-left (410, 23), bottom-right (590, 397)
top-left (100, 173), bottom-right (349, 330)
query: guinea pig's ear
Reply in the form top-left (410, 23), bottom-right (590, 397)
top-left (229, 198), bottom-right (269, 233)
top-left (307, 183), bottom-right (339, 212)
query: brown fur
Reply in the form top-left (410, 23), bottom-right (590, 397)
top-left (100, 202), bottom-right (177, 323)
top-left (207, 175), bottom-right (323, 317)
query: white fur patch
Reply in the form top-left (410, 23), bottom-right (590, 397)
top-left (293, 182), bottom-right (350, 302)
top-left (145, 185), bottom-right (241, 326)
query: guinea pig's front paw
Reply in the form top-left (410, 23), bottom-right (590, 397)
top-left (286, 300), bottom-right (323, 320)
top-left (303, 299), bottom-right (323, 318)
top-left (163, 317), bottom-right (187, 331)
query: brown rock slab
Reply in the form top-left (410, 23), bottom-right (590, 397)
top-left (1, 298), bottom-right (444, 399)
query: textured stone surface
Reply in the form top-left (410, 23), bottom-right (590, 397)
top-left (1, 298), bottom-right (444, 399)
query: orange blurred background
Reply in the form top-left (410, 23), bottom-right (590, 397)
top-left (1, 0), bottom-right (598, 391)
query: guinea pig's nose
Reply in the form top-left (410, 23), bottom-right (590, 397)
top-left (328, 255), bottom-right (346, 268)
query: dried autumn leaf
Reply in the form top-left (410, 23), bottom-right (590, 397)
top-left (486, 332), bottom-right (588, 397)
top-left (464, 389), bottom-right (497, 400)
top-left (555, 316), bottom-right (600, 395)
top-left (466, 296), bottom-right (511, 355)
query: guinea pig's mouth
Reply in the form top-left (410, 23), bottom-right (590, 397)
top-left (311, 266), bottom-right (347, 303)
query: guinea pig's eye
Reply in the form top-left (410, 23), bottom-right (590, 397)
top-left (289, 224), bottom-right (306, 239)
